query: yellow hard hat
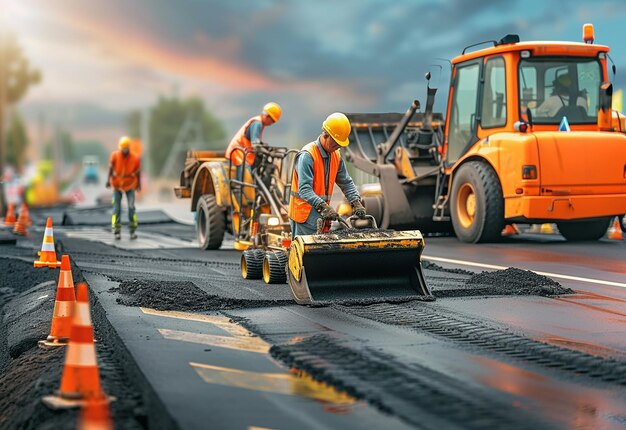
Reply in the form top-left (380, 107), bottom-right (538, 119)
top-left (322, 112), bottom-right (351, 147)
top-left (263, 102), bottom-right (282, 122)
top-left (118, 136), bottom-right (132, 149)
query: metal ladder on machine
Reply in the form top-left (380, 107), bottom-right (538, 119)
top-left (432, 169), bottom-right (450, 222)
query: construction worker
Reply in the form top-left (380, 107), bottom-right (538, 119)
top-left (106, 137), bottom-right (141, 240)
top-left (537, 73), bottom-right (587, 117)
top-left (225, 102), bottom-right (282, 168)
top-left (288, 112), bottom-right (366, 238)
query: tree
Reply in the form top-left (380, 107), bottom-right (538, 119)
top-left (5, 109), bottom-right (28, 171)
top-left (0, 28), bottom-right (41, 213)
top-left (126, 96), bottom-right (226, 177)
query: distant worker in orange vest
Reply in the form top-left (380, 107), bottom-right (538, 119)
top-left (225, 102), bottom-right (282, 168)
top-left (106, 137), bottom-right (141, 240)
top-left (288, 112), bottom-right (366, 238)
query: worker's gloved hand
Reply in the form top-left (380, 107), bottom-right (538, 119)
top-left (105, 181), bottom-right (111, 189)
top-left (351, 199), bottom-right (366, 218)
top-left (315, 201), bottom-right (339, 221)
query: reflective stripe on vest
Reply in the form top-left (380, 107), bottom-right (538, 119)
top-left (225, 116), bottom-right (263, 166)
top-left (288, 142), bottom-right (340, 224)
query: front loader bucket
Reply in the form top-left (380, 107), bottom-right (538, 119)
top-left (287, 230), bottom-right (432, 304)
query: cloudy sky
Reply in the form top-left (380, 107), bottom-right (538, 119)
top-left (3, 0), bottom-right (626, 149)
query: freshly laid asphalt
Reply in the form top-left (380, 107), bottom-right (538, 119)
top-left (1, 208), bottom-right (625, 430)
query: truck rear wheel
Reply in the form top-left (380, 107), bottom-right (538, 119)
top-left (450, 161), bottom-right (504, 243)
top-left (196, 194), bottom-right (225, 250)
top-left (557, 217), bottom-right (612, 241)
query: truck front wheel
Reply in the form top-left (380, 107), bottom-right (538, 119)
top-left (196, 194), bottom-right (226, 250)
top-left (450, 161), bottom-right (504, 243)
top-left (557, 217), bottom-right (612, 241)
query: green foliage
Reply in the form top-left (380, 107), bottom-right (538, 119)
top-left (1, 31), bottom-right (41, 105)
top-left (126, 96), bottom-right (226, 176)
top-left (5, 110), bottom-right (28, 171)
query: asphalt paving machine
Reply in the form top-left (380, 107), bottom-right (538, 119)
top-left (175, 144), bottom-right (297, 284)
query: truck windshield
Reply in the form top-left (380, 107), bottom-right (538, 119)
top-left (519, 57), bottom-right (602, 124)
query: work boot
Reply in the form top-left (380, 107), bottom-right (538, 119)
top-left (130, 230), bottom-right (137, 240)
top-left (114, 231), bottom-right (121, 240)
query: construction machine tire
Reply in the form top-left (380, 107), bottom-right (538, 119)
top-left (450, 161), bottom-right (504, 243)
top-left (262, 251), bottom-right (288, 284)
top-left (557, 217), bottom-right (612, 241)
top-left (196, 194), bottom-right (225, 250)
top-left (241, 249), bottom-right (264, 279)
top-left (620, 215), bottom-right (626, 233)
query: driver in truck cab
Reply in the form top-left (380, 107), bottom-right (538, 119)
top-left (288, 112), bottom-right (367, 238)
top-left (536, 73), bottom-right (587, 118)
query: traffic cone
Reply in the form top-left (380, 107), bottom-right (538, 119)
top-left (502, 224), bottom-right (519, 236)
top-left (4, 202), bottom-right (16, 227)
top-left (13, 208), bottom-right (29, 236)
top-left (19, 202), bottom-right (32, 226)
top-left (43, 282), bottom-right (107, 409)
top-left (78, 398), bottom-right (113, 430)
top-left (39, 255), bottom-right (76, 348)
top-left (34, 217), bottom-right (61, 268)
top-left (607, 217), bottom-right (623, 240)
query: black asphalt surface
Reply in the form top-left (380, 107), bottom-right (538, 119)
top-left (1, 209), bottom-right (625, 430)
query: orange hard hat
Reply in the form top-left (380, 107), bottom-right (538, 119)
top-left (263, 102), bottom-right (282, 122)
top-left (322, 112), bottom-right (351, 147)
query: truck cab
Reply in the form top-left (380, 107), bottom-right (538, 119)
top-left (444, 28), bottom-right (626, 241)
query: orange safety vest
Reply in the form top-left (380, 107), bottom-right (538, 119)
top-left (225, 116), bottom-right (264, 166)
top-left (110, 151), bottom-right (140, 192)
top-left (289, 142), bottom-right (341, 223)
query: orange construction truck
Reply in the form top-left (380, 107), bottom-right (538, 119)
top-left (344, 24), bottom-right (626, 242)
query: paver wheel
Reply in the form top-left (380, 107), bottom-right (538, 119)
top-left (263, 251), bottom-right (288, 284)
top-left (196, 194), bottom-right (225, 250)
top-left (557, 217), bottom-right (612, 241)
top-left (241, 249), bottom-right (264, 280)
top-left (450, 161), bottom-right (504, 243)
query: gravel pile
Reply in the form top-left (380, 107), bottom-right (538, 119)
top-left (467, 267), bottom-right (572, 296)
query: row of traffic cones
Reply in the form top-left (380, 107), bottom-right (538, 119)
top-left (3, 202), bottom-right (32, 236)
top-left (502, 218), bottom-right (623, 240)
top-left (37, 251), bottom-right (112, 427)
top-left (42, 260), bottom-right (113, 427)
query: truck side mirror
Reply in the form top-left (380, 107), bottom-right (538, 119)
top-left (598, 81), bottom-right (613, 131)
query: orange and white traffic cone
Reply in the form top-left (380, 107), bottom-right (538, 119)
top-left (19, 202), bottom-right (32, 226)
top-left (4, 202), bottom-right (17, 227)
top-left (43, 282), bottom-right (107, 409)
top-left (502, 224), bottom-right (519, 236)
top-left (78, 398), bottom-right (113, 430)
top-left (39, 255), bottom-right (76, 348)
top-left (34, 217), bottom-right (61, 268)
top-left (13, 207), bottom-right (29, 236)
top-left (607, 217), bottom-right (623, 241)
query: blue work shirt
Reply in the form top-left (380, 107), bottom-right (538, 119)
top-left (245, 120), bottom-right (263, 144)
top-left (290, 137), bottom-right (360, 236)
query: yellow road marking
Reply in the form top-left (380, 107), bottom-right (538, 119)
top-left (159, 328), bottom-right (270, 354)
top-left (140, 307), bottom-right (251, 337)
top-left (423, 255), bottom-right (626, 289)
top-left (190, 362), bottom-right (355, 405)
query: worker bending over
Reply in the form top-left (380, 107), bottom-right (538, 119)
top-left (106, 137), bottom-right (141, 240)
top-left (225, 102), bottom-right (282, 168)
top-left (288, 112), bottom-right (366, 238)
